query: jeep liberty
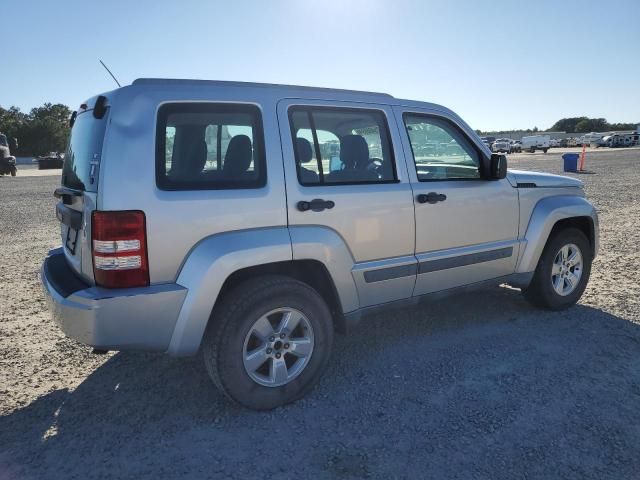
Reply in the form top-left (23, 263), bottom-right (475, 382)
top-left (42, 79), bottom-right (598, 409)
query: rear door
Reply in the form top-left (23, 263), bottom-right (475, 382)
top-left (277, 99), bottom-right (416, 308)
top-left (56, 101), bottom-right (109, 283)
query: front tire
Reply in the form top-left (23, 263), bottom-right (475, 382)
top-left (202, 275), bottom-right (334, 410)
top-left (523, 228), bottom-right (592, 310)
top-left (10, 166), bottom-right (16, 176)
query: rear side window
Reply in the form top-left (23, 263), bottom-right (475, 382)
top-left (62, 110), bottom-right (108, 192)
top-left (289, 107), bottom-right (397, 185)
top-left (156, 103), bottom-right (266, 190)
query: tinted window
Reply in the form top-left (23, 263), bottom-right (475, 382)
top-left (289, 107), bottom-right (396, 185)
top-left (404, 114), bottom-right (480, 181)
top-left (157, 103), bottom-right (265, 190)
top-left (62, 110), bottom-right (108, 192)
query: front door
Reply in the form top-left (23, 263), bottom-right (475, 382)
top-left (394, 107), bottom-right (520, 296)
top-left (278, 100), bottom-right (416, 308)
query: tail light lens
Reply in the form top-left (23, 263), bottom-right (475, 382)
top-left (91, 211), bottom-right (149, 288)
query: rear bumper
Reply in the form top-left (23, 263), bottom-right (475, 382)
top-left (41, 248), bottom-right (187, 352)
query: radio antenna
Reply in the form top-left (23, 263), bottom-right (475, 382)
top-left (99, 59), bottom-right (122, 87)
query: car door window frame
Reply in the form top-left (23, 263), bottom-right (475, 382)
top-left (402, 112), bottom-right (486, 183)
top-left (155, 102), bottom-right (267, 191)
top-left (288, 105), bottom-right (400, 187)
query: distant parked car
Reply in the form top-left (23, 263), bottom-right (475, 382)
top-left (600, 134), bottom-right (639, 148)
top-left (35, 152), bottom-right (64, 170)
top-left (581, 132), bottom-right (605, 147)
top-left (511, 140), bottom-right (522, 153)
top-left (492, 138), bottom-right (511, 153)
top-left (521, 135), bottom-right (550, 153)
top-left (0, 133), bottom-right (17, 176)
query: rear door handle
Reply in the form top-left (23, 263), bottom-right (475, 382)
top-left (297, 199), bottom-right (335, 212)
top-left (417, 192), bottom-right (447, 204)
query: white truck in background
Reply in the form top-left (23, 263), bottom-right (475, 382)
top-left (521, 134), bottom-right (551, 153)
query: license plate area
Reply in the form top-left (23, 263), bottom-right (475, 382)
top-left (65, 226), bottom-right (79, 254)
top-left (56, 203), bottom-right (83, 256)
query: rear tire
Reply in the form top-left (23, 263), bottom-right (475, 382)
top-left (523, 228), bottom-right (592, 310)
top-left (10, 166), bottom-right (16, 176)
top-left (202, 275), bottom-right (334, 410)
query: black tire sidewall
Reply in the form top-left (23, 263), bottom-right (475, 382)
top-left (531, 229), bottom-right (592, 309)
top-left (207, 278), bottom-right (333, 410)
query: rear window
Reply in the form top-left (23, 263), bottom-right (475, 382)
top-left (156, 103), bottom-right (266, 190)
top-left (62, 110), bottom-right (108, 192)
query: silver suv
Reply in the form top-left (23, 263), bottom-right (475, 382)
top-left (42, 79), bottom-right (598, 409)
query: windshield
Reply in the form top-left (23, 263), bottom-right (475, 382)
top-left (61, 110), bottom-right (108, 192)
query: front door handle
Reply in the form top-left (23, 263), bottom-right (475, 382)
top-left (297, 199), bottom-right (335, 212)
top-left (417, 192), bottom-right (447, 204)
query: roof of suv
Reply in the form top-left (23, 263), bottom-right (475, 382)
top-left (128, 78), bottom-right (461, 119)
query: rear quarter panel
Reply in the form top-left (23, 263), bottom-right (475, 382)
top-left (99, 85), bottom-right (288, 283)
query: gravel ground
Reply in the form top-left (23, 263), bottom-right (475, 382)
top-left (1, 150), bottom-right (639, 479)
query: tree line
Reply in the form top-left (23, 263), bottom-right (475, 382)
top-left (481, 117), bottom-right (638, 136)
top-left (0, 103), bottom-right (71, 157)
top-left (549, 117), bottom-right (637, 134)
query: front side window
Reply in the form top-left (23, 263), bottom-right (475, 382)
top-left (289, 107), bottom-right (397, 185)
top-left (156, 103), bottom-right (265, 190)
top-left (404, 114), bottom-right (480, 181)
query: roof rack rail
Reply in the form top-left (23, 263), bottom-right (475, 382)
top-left (131, 78), bottom-right (394, 98)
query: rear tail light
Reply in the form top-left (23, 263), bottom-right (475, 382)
top-left (91, 211), bottom-right (149, 288)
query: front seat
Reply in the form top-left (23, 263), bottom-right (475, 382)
top-left (328, 134), bottom-right (377, 182)
top-left (295, 138), bottom-right (319, 183)
top-left (223, 135), bottom-right (253, 179)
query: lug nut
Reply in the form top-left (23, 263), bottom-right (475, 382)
top-left (266, 348), bottom-right (272, 354)
top-left (269, 336), bottom-right (275, 342)
top-left (275, 353), bottom-right (281, 359)
top-left (280, 333), bottom-right (286, 339)
top-left (284, 343), bottom-right (290, 349)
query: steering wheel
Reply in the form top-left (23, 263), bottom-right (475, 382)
top-left (368, 158), bottom-right (384, 176)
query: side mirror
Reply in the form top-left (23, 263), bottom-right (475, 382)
top-left (488, 153), bottom-right (507, 179)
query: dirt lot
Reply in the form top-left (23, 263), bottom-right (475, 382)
top-left (1, 150), bottom-right (640, 479)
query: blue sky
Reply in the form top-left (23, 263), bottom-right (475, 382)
top-left (3, 0), bottom-right (639, 131)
